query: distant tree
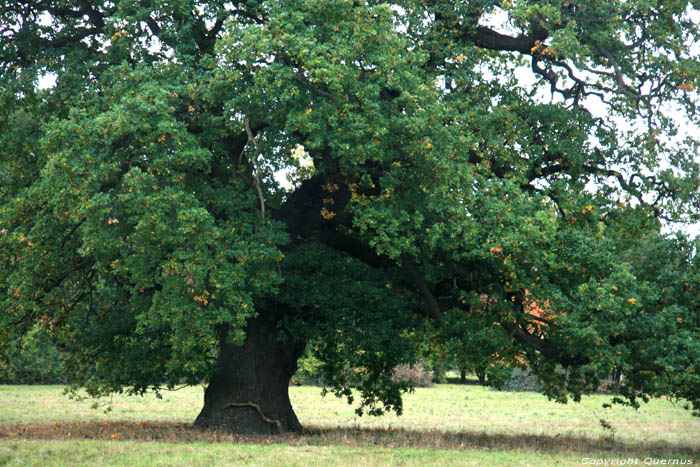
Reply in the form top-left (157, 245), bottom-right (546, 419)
top-left (0, 324), bottom-right (65, 385)
top-left (1, 0), bottom-right (699, 434)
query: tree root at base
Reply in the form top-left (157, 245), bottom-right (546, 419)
top-left (224, 401), bottom-right (284, 434)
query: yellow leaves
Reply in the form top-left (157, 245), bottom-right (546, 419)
top-left (676, 317), bottom-right (683, 324)
top-left (377, 187), bottom-right (392, 200)
top-left (530, 39), bottom-right (559, 58)
top-left (194, 291), bottom-right (211, 305)
top-left (305, 108), bottom-right (313, 115)
top-left (322, 183), bottom-right (339, 192)
top-left (489, 246), bottom-right (503, 254)
top-left (292, 144), bottom-right (306, 160)
top-left (292, 145), bottom-right (314, 170)
top-left (110, 259), bottom-right (119, 269)
top-left (157, 134), bottom-right (167, 143)
top-left (581, 205), bottom-right (594, 214)
top-left (530, 40), bottom-right (544, 54)
top-left (323, 197), bottom-right (335, 205)
top-left (193, 295), bottom-right (209, 305)
top-left (320, 207), bottom-right (336, 219)
top-left (679, 83), bottom-right (696, 91)
top-left (612, 286), bottom-right (618, 291)
top-left (627, 298), bottom-right (637, 305)
top-left (455, 54), bottom-right (466, 63)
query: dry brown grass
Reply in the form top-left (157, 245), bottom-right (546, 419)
top-left (1, 420), bottom-right (698, 459)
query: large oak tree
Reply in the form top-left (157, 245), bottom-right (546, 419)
top-left (1, 0), bottom-right (700, 434)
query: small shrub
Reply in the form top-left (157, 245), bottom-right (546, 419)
top-left (497, 368), bottom-right (542, 392)
top-left (392, 363), bottom-right (434, 387)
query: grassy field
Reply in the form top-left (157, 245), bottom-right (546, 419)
top-left (1, 383), bottom-right (699, 465)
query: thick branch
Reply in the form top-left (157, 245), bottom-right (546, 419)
top-left (145, 16), bottom-right (162, 36)
top-left (498, 320), bottom-right (579, 365)
top-left (401, 254), bottom-right (444, 323)
top-left (32, 26), bottom-right (104, 49)
top-left (594, 45), bottom-right (641, 100)
top-left (465, 26), bottom-right (547, 54)
top-left (33, 1), bottom-right (106, 49)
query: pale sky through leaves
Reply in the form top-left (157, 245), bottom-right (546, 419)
top-left (35, 8), bottom-right (700, 239)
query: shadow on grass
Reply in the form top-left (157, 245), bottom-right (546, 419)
top-left (444, 377), bottom-right (483, 386)
top-left (0, 421), bottom-right (697, 457)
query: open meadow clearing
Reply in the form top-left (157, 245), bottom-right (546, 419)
top-left (4, 0), bottom-right (700, 465)
top-left (0, 383), bottom-right (698, 466)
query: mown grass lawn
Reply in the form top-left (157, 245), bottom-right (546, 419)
top-left (1, 383), bottom-right (698, 466)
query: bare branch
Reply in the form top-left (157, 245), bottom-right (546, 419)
top-left (594, 45), bottom-right (641, 100)
top-left (244, 117), bottom-right (266, 219)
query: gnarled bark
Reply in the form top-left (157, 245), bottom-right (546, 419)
top-left (194, 313), bottom-right (305, 434)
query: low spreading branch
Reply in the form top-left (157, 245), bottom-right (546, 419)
top-left (401, 253), bottom-right (444, 323)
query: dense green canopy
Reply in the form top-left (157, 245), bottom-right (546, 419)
top-left (1, 0), bottom-right (699, 432)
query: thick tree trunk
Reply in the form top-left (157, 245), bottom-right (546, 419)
top-left (475, 367), bottom-right (487, 385)
top-left (193, 314), bottom-right (305, 434)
